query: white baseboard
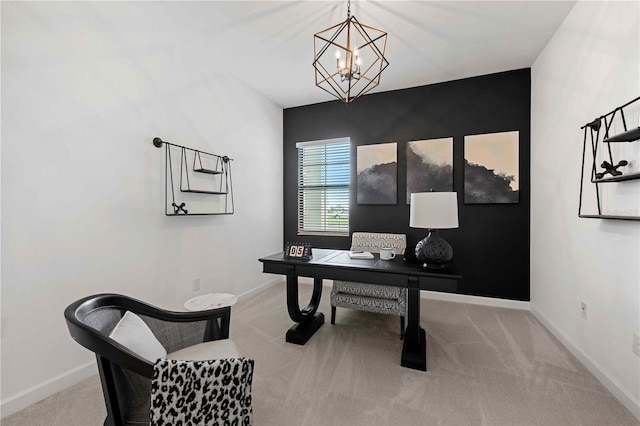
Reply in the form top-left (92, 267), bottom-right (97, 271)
top-left (421, 290), bottom-right (530, 310)
top-left (531, 305), bottom-right (640, 421)
top-left (0, 361), bottom-right (97, 419)
top-left (236, 277), bottom-right (282, 300)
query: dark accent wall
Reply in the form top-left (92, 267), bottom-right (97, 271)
top-left (283, 69), bottom-right (531, 301)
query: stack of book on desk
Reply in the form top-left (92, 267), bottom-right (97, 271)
top-left (348, 251), bottom-right (374, 259)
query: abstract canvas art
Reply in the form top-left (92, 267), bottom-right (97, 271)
top-left (464, 131), bottom-right (519, 204)
top-left (406, 138), bottom-right (453, 204)
top-left (357, 142), bottom-right (397, 204)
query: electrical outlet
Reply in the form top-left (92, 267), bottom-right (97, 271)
top-left (633, 333), bottom-right (640, 357)
top-left (193, 278), bottom-right (201, 292)
top-left (580, 302), bottom-right (587, 319)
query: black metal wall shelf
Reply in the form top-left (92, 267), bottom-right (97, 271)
top-left (578, 96), bottom-right (640, 221)
top-left (579, 214), bottom-right (639, 221)
top-left (153, 137), bottom-right (234, 216)
top-left (194, 169), bottom-right (223, 175)
top-left (181, 189), bottom-right (228, 195)
top-left (591, 171), bottom-right (640, 183)
top-left (603, 126), bottom-right (640, 143)
top-left (193, 151), bottom-right (225, 175)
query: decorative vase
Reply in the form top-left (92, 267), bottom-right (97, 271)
top-left (415, 229), bottom-right (453, 269)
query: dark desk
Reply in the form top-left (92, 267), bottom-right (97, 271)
top-left (259, 249), bottom-right (461, 371)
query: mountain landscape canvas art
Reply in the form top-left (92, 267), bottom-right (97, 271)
top-left (406, 138), bottom-right (453, 203)
top-left (464, 131), bottom-right (519, 204)
top-left (357, 142), bottom-right (397, 204)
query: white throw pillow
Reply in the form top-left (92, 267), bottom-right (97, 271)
top-left (108, 311), bottom-right (167, 362)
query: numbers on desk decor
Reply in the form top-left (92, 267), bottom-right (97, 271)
top-left (284, 242), bottom-right (312, 260)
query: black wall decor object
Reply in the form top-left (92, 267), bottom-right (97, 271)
top-left (578, 96), bottom-right (640, 220)
top-left (153, 138), bottom-right (234, 216)
top-left (283, 68), bottom-right (531, 301)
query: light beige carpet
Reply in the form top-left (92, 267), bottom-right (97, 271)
top-left (3, 281), bottom-right (638, 425)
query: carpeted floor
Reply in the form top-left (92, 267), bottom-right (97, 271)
top-left (3, 281), bottom-right (638, 425)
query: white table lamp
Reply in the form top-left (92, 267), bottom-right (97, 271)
top-left (410, 192), bottom-right (459, 269)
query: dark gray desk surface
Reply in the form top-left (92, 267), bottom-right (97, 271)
top-left (260, 249), bottom-right (461, 288)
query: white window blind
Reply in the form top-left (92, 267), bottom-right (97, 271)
top-left (297, 138), bottom-right (350, 236)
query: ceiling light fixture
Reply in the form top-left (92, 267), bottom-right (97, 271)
top-left (313, 0), bottom-right (389, 104)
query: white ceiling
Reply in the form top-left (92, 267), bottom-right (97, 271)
top-left (79, 1), bottom-right (577, 109)
top-left (203, 0), bottom-right (577, 108)
top-left (208, 1), bottom-right (575, 108)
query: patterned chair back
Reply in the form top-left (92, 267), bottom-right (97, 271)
top-left (350, 232), bottom-right (407, 254)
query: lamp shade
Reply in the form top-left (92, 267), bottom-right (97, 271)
top-left (410, 192), bottom-right (459, 229)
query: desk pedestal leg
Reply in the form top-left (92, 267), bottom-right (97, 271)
top-left (402, 276), bottom-right (427, 371)
top-left (285, 267), bottom-right (324, 345)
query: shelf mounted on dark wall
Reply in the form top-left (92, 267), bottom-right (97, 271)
top-left (153, 137), bottom-right (234, 216)
top-left (578, 96), bottom-right (640, 221)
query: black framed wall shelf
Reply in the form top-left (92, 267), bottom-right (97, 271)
top-left (153, 137), bottom-right (234, 216)
top-left (578, 96), bottom-right (640, 220)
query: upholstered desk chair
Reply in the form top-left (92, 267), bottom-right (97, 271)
top-left (65, 293), bottom-right (251, 426)
top-left (330, 232), bottom-right (408, 337)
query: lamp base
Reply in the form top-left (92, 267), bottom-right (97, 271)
top-left (415, 229), bottom-right (453, 269)
top-left (421, 263), bottom-right (446, 270)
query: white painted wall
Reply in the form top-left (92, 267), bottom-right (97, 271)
top-left (531, 0), bottom-right (640, 418)
top-left (0, 1), bottom-right (283, 415)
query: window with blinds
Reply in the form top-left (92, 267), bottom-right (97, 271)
top-left (296, 138), bottom-right (350, 236)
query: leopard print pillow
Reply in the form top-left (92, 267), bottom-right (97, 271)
top-left (150, 357), bottom-right (254, 426)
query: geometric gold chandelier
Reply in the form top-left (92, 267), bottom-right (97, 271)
top-left (313, 0), bottom-right (389, 104)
